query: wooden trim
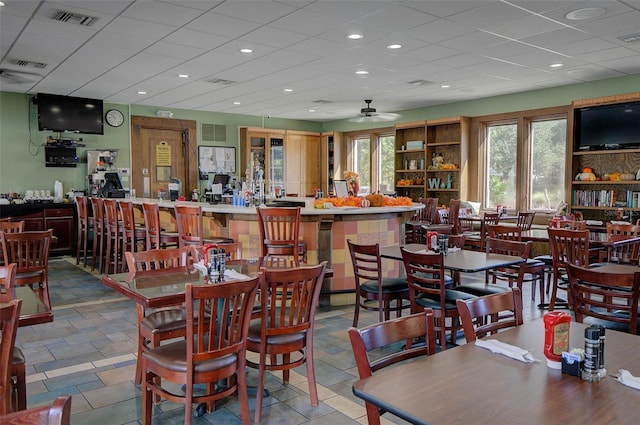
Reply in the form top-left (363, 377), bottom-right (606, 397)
top-left (572, 92), bottom-right (640, 108)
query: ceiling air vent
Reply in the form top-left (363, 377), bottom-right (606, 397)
top-left (51, 10), bottom-right (98, 27)
top-left (206, 78), bottom-right (235, 85)
top-left (617, 32), bottom-right (640, 43)
top-left (407, 79), bottom-right (433, 86)
top-left (11, 59), bottom-right (47, 69)
top-left (202, 124), bottom-right (226, 142)
top-left (312, 100), bottom-right (332, 104)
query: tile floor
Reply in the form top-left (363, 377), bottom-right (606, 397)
top-left (15, 257), bottom-right (547, 424)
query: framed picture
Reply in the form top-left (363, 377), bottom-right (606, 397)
top-left (334, 180), bottom-right (349, 198)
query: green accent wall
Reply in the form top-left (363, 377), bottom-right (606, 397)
top-left (1, 74), bottom-right (638, 194)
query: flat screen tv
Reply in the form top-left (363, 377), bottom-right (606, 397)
top-left (36, 93), bottom-right (104, 135)
top-left (574, 101), bottom-right (640, 151)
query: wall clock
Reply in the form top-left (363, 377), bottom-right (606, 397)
top-left (105, 109), bottom-right (124, 127)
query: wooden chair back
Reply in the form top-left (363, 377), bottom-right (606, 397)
top-left (604, 223), bottom-right (640, 263)
top-left (448, 199), bottom-right (461, 234)
top-left (457, 288), bottom-right (523, 342)
top-left (257, 207), bottom-right (301, 262)
top-left (547, 227), bottom-right (590, 310)
top-left (103, 199), bottom-right (119, 228)
top-left (89, 197), bottom-right (105, 228)
top-left (516, 211), bottom-right (536, 230)
top-left (567, 264), bottom-right (640, 335)
top-left (487, 224), bottom-right (522, 240)
top-left (124, 247), bottom-right (189, 277)
top-left (477, 212), bottom-right (500, 250)
top-left (174, 204), bottom-right (204, 247)
top-left (448, 234), bottom-right (466, 248)
top-left (550, 219), bottom-right (586, 230)
top-left (484, 238), bottom-right (532, 288)
top-left (118, 200), bottom-right (144, 254)
top-left (142, 203), bottom-right (164, 250)
top-left (0, 221), bottom-right (24, 234)
top-left (0, 263), bottom-right (17, 302)
top-left (1, 230), bottom-right (53, 309)
top-left (0, 395), bottom-right (71, 425)
top-left (0, 299), bottom-right (22, 415)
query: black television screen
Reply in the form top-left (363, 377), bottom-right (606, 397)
top-left (212, 174), bottom-right (230, 186)
top-left (36, 93), bottom-right (104, 134)
top-left (575, 101), bottom-right (640, 151)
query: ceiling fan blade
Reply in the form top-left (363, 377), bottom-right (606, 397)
top-left (349, 112), bottom-right (401, 123)
top-left (0, 68), bottom-right (41, 84)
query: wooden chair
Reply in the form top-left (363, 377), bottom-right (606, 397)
top-left (550, 219), bottom-right (587, 230)
top-left (601, 223), bottom-right (640, 263)
top-left (256, 206), bottom-right (305, 263)
top-left (567, 264), bottom-right (640, 335)
top-left (89, 197), bottom-right (105, 272)
top-left (245, 262), bottom-right (327, 423)
top-left (347, 240), bottom-right (410, 327)
top-left (1, 230), bottom-right (53, 310)
top-left (547, 228), bottom-right (590, 311)
top-left (456, 288), bottom-right (524, 342)
top-left (348, 310), bottom-right (437, 425)
top-left (407, 197), bottom-right (438, 243)
top-left (516, 211), bottom-right (536, 231)
top-left (0, 299), bottom-right (21, 415)
top-left (401, 248), bottom-right (475, 350)
top-left (465, 212), bottom-right (499, 251)
top-left (142, 277), bottom-right (258, 425)
top-left (103, 199), bottom-right (123, 274)
top-left (0, 221), bottom-right (24, 266)
top-left (0, 264), bottom-right (25, 413)
top-left (142, 202), bottom-right (180, 250)
top-left (74, 196), bottom-right (92, 267)
top-left (117, 200), bottom-right (147, 264)
top-left (174, 204), bottom-right (233, 248)
top-left (124, 247), bottom-right (190, 385)
top-left (0, 395), bottom-right (71, 425)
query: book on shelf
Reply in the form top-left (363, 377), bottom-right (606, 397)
top-left (573, 189), bottom-right (640, 208)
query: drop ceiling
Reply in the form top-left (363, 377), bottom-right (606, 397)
top-left (1, 0), bottom-right (638, 122)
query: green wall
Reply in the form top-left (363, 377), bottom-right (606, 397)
top-left (1, 74), bottom-right (638, 194)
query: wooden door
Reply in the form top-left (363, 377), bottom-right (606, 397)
top-left (131, 116), bottom-right (197, 198)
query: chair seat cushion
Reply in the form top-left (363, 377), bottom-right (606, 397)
top-left (361, 277), bottom-right (408, 295)
top-left (455, 283), bottom-right (513, 296)
top-left (143, 339), bottom-right (237, 373)
top-left (13, 346), bottom-right (25, 365)
top-left (246, 321), bottom-right (305, 346)
top-left (140, 308), bottom-right (187, 334)
top-left (415, 289), bottom-right (475, 310)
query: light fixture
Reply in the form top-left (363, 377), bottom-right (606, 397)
top-left (441, 84), bottom-right (450, 88)
top-left (177, 74), bottom-right (189, 78)
top-left (355, 70), bottom-right (369, 75)
top-left (137, 91), bottom-right (147, 95)
top-left (0, 2), bottom-right (5, 7)
top-left (549, 63), bottom-right (564, 68)
top-left (283, 88), bottom-right (293, 92)
top-left (308, 109), bottom-right (316, 113)
top-left (233, 101), bottom-right (241, 105)
top-left (239, 48), bottom-right (253, 53)
top-left (387, 44), bottom-right (402, 50)
top-left (347, 33), bottom-right (364, 40)
top-left (565, 7), bottom-right (606, 20)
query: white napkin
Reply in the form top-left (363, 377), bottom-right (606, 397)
top-left (614, 369), bottom-right (640, 390)
top-left (448, 246), bottom-right (461, 253)
top-left (193, 260), bottom-right (208, 274)
top-left (223, 269), bottom-right (251, 281)
top-left (475, 338), bottom-right (537, 363)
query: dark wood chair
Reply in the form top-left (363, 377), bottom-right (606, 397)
top-left (0, 395), bottom-right (71, 425)
top-left (547, 228), bottom-right (590, 310)
top-left (347, 240), bottom-right (410, 327)
top-left (124, 247), bottom-right (190, 385)
top-left (465, 212), bottom-right (500, 251)
top-left (516, 211), bottom-right (536, 231)
top-left (401, 248), bottom-right (475, 350)
top-left (1, 230), bottom-right (53, 311)
top-left (256, 206), bottom-right (305, 262)
top-left (118, 200), bottom-right (147, 260)
top-left (601, 223), bottom-right (640, 263)
top-left (142, 202), bottom-right (180, 250)
top-left (0, 221), bottom-right (24, 267)
top-left (174, 204), bottom-right (233, 248)
top-left (406, 197), bottom-right (438, 243)
top-left (456, 288), bottom-right (524, 342)
top-left (142, 277), bottom-right (258, 425)
top-left (0, 264), bottom-right (25, 413)
top-left (245, 262), bottom-right (327, 423)
top-left (348, 310), bottom-right (437, 425)
top-left (567, 264), bottom-right (640, 335)
top-left (1, 299), bottom-right (21, 415)
top-left (74, 196), bottom-right (92, 267)
top-left (89, 197), bottom-right (105, 272)
top-left (103, 199), bottom-right (123, 274)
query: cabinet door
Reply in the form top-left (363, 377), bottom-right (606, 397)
top-left (13, 211), bottom-right (44, 231)
top-left (45, 217), bottom-right (74, 254)
top-left (285, 132), bottom-right (321, 197)
top-left (301, 134), bottom-right (321, 196)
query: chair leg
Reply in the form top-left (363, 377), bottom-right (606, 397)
top-left (11, 361), bottom-right (26, 412)
top-left (365, 401), bottom-right (382, 425)
top-left (305, 339), bottom-right (319, 406)
top-left (142, 369), bottom-right (153, 425)
top-left (254, 354), bottom-right (267, 423)
top-left (237, 360), bottom-right (251, 424)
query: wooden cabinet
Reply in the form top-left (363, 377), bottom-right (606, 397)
top-left (394, 117), bottom-right (469, 203)
top-left (240, 127), bottom-right (286, 194)
top-left (3, 205), bottom-right (75, 255)
top-left (285, 131), bottom-right (320, 197)
top-left (321, 132), bottom-right (342, 195)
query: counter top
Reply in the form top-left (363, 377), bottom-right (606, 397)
top-left (0, 202), bottom-right (74, 217)
top-left (129, 197), bottom-right (423, 216)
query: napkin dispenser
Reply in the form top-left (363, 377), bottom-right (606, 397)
top-left (561, 350), bottom-right (584, 377)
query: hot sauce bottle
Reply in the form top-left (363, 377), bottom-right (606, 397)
top-left (543, 312), bottom-right (571, 369)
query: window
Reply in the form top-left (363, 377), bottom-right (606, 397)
top-left (346, 129), bottom-right (395, 195)
top-left (481, 112), bottom-right (566, 212)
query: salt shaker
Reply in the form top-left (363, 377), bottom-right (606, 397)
top-left (582, 326), bottom-right (601, 382)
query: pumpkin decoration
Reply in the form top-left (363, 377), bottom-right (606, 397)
top-left (366, 193), bottom-right (385, 207)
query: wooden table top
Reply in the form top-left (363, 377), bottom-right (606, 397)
top-left (380, 243), bottom-right (524, 273)
top-left (353, 320), bottom-right (640, 425)
top-left (0, 286), bottom-right (53, 327)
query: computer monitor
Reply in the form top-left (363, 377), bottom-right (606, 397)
top-left (212, 173), bottom-right (230, 187)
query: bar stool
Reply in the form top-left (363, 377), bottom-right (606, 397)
top-left (103, 199), bottom-right (123, 274)
top-left (89, 197), bottom-right (105, 273)
top-left (142, 203), bottom-right (179, 250)
top-left (118, 200), bottom-right (146, 261)
top-left (256, 206), bottom-right (305, 262)
top-left (174, 204), bottom-right (233, 248)
top-left (74, 196), bottom-right (93, 267)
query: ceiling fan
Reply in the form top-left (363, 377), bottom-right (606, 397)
top-left (0, 68), bottom-right (42, 84)
top-left (349, 99), bottom-right (401, 122)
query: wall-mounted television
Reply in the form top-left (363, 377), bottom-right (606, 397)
top-left (574, 101), bottom-right (640, 151)
top-left (36, 93), bottom-right (104, 135)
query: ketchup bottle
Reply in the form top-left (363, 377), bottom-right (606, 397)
top-left (543, 312), bottom-right (571, 369)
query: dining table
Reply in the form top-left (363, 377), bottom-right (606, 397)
top-left (352, 320), bottom-right (640, 424)
top-left (380, 243), bottom-right (525, 273)
top-left (0, 286), bottom-right (53, 326)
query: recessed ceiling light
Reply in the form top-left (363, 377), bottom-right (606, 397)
top-left (233, 101), bottom-right (241, 105)
top-left (308, 109), bottom-right (316, 113)
top-left (137, 91), bottom-right (147, 95)
top-left (441, 84), bottom-right (450, 88)
top-left (177, 74), bottom-right (189, 78)
top-left (355, 70), bottom-right (369, 75)
top-left (549, 63), bottom-right (564, 68)
top-left (347, 33), bottom-right (364, 40)
top-left (283, 88), bottom-right (293, 92)
top-left (565, 7), bottom-right (606, 21)
top-left (387, 44), bottom-right (402, 50)
top-left (0, 2), bottom-right (5, 7)
top-left (239, 48), bottom-right (253, 53)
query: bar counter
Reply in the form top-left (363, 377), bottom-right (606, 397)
top-left (129, 197), bottom-right (422, 305)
